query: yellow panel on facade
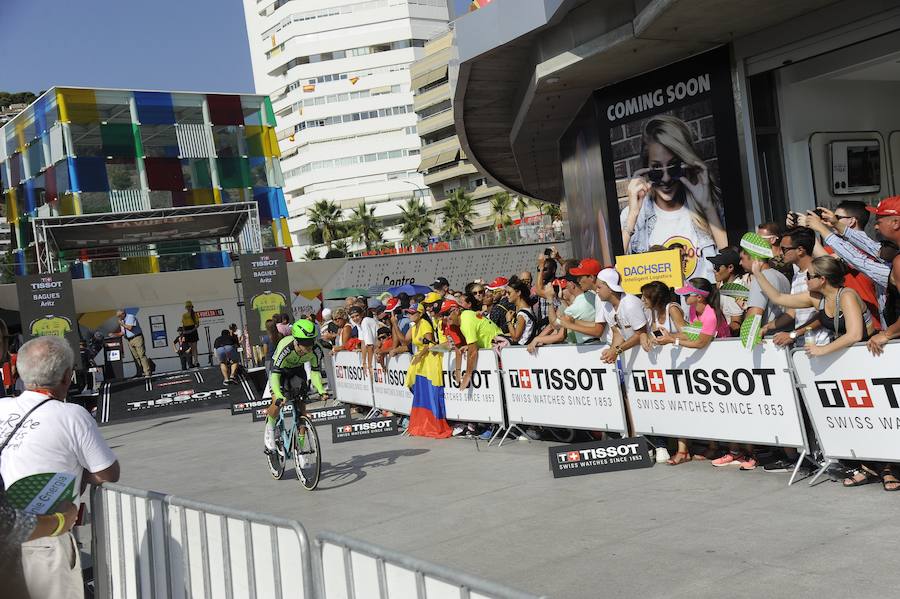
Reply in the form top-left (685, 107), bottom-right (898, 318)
top-left (213, 188), bottom-right (223, 205)
top-left (6, 189), bottom-right (18, 224)
top-left (280, 217), bottom-right (292, 246)
top-left (187, 189), bottom-right (215, 206)
top-left (57, 88), bottom-right (99, 124)
top-left (120, 256), bottom-right (160, 275)
top-left (60, 192), bottom-right (82, 216)
top-left (265, 127), bottom-right (281, 158)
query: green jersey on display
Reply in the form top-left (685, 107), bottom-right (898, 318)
top-left (30, 315), bottom-right (72, 338)
top-left (251, 291), bottom-right (287, 331)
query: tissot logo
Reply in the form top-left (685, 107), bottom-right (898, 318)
top-left (631, 368), bottom-right (776, 396)
top-left (373, 368), bottom-right (408, 385)
top-left (335, 365), bottom-right (368, 380)
top-left (127, 388), bottom-right (228, 410)
top-left (555, 444), bottom-right (640, 464)
top-left (342, 425), bottom-right (353, 433)
top-left (507, 368), bottom-right (606, 391)
top-left (332, 416), bottom-right (399, 443)
top-left (815, 378), bottom-right (900, 409)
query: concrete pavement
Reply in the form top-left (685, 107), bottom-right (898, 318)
top-left (99, 407), bottom-right (898, 598)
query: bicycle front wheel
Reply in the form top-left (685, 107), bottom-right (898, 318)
top-left (293, 415), bottom-right (321, 490)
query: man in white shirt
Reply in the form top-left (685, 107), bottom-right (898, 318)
top-left (595, 268), bottom-right (649, 363)
top-left (0, 336), bottom-right (119, 599)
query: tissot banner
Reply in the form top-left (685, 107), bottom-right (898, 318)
top-left (331, 351), bottom-right (374, 407)
top-left (372, 353), bottom-right (414, 416)
top-left (792, 343), bottom-right (900, 462)
top-left (594, 45), bottom-right (746, 281)
top-left (16, 271), bottom-right (81, 367)
top-left (332, 416), bottom-right (400, 443)
top-left (443, 349), bottom-right (505, 424)
top-left (239, 252), bottom-right (291, 347)
top-left (501, 345), bottom-right (627, 433)
top-left (623, 339), bottom-right (805, 447)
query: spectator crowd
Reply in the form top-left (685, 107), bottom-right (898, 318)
top-left (316, 197), bottom-right (900, 492)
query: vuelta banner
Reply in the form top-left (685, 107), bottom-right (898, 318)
top-left (792, 343), bottom-right (900, 462)
top-left (443, 349), bottom-right (505, 425)
top-left (331, 351), bottom-right (374, 407)
top-left (239, 252), bottom-right (291, 347)
top-left (623, 339), bottom-right (805, 447)
top-left (372, 353), bottom-right (413, 415)
top-left (615, 249), bottom-right (683, 294)
top-left (501, 345), bottom-right (627, 433)
top-left (16, 272), bottom-right (81, 367)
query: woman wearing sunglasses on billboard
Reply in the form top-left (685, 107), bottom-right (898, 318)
top-left (620, 115), bottom-right (728, 282)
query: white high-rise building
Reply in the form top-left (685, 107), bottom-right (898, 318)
top-left (242, 0), bottom-right (449, 255)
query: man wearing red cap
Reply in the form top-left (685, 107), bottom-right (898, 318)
top-left (805, 198), bottom-right (900, 354)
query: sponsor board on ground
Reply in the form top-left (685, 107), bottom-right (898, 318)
top-left (442, 349), bottom-right (505, 424)
top-left (792, 343), bottom-right (900, 462)
top-left (232, 397), bottom-right (270, 416)
top-left (623, 339), bottom-right (805, 447)
top-left (501, 345), bottom-right (627, 433)
top-left (332, 417), bottom-right (400, 443)
top-left (330, 351), bottom-right (375, 407)
top-left (549, 437), bottom-right (652, 478)
top-left (306, 405), bottom-right (350, 425)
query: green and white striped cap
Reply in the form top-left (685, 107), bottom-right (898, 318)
top-left (740, 313), bottom-right (763, 350)
top-left (740, 232), bottom-right (774, 260)
top-left (720, 282), bottom-right (750, 299)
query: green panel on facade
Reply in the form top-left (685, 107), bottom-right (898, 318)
top-left (100, 123), bottom-right (137, 157)
top-left (216, 157), bottom-right (251, 188)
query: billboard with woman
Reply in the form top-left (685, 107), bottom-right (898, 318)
top-left (594, 46), bottom-right (747, 281)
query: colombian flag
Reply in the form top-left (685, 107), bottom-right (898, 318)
top-left (405, 349), bottom-right (452, 438)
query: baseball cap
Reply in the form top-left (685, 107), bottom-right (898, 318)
top-left (422, 291), bottom-right (443, 304)
top-left (569, 258), bottom-right (602, 277)
top-left (432, 276), bottom-right (450, 289)
top-left (384, 297), bottom-right (400, 313)
top-left (486, 276), bottom-right (509, 290)
top-left (438, 299), bottom-right (460, 314)
top-left (321, 308), bottom-right (332, 321)
top-left (185, 300), bottom-right (193, 308)
top-left (403, 303), bottom-right (423, 314)
top-left (707, 247), bottom-right (740, 268)
top-left (866, 196), bottom-right (900, 216)
top-left (597, 268), bottom-right (624, 293)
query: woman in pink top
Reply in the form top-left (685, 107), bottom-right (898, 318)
top-left (655, 277), bottom-right (729, 464)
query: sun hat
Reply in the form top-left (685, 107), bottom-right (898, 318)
top-left (740, 232), bottom-right (774, 260)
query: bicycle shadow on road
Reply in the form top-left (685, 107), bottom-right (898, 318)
top-left (292, 448), bottom-right (429, 491)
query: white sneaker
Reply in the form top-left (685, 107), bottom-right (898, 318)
top-left (295, 435), bottom-right (308, 468)
top-left (264, 425), bottom-right (276, 451)
top-left (655, 447), bottom-right (671, 464)
top-left (452, 425), bottom-right (465, 437)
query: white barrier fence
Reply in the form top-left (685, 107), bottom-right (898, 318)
top-left (92, 484), bottom-right (544, 599)
top-left (623, 339), bottom-right (807, 448)
top-left (443, 350), bottom-right (505, 425)
top-left (792, 342), bottom-right (900, 463)
top-left (317, 531), bottom-right (544, 599)
top-left (330, 351), bottom-right (375, 407)
top-left (501, 345), bottom-right (627, 434)
top-left (92, 483), bottom-right (316, 599)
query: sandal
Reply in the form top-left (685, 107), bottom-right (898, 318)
top-left (843, 469), bottom-right (879, 487)
top-left (881, 473), bottom-right (900, 492)
top-left (667, 451), bottom-right (691, 465)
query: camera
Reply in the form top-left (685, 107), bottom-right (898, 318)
top-left (544, 248), bottom-right (553, 256)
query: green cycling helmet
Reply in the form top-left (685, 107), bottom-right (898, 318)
top-left (291, 319), bottom-right (317, 340)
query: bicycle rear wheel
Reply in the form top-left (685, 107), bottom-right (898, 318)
top-left (293, 415), bottom-right (321, 490)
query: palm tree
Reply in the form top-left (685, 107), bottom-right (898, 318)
top-left (305, 200), bottom-right (342, 249)
top-left (303, 247), bottom-right (320, 261)
top-left (545, 202), bottom-right (562, 221)
top-left (514, 195), bottom-right (530, 223)
top-left (440, 189), bottom-right (476, 240)
top-left (489, 191), bottom-right (513, 231)
top-left (348, 202), bottom-right (383, 251)
top-left (332, 239), bottom-right (351, 257)
top-left (398, 198), bottom-right (433, 246)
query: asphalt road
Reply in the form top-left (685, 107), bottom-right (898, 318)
top-left (98, 407), bottom-right (898, 598)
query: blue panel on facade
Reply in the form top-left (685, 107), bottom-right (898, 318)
top-left (69, 157), bottom-right (109, 192)
top-left (134, 91), bottom-right (176, 125)
top-left (23, 179), bottom-right (37, 214)
top-left (253, 186), bottom-right (288, 223)
top-left (34, 96), bottom-right (49, 135)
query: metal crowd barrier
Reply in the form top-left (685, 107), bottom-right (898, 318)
top-left (92, 483), bottom-right (316, 599)
top-left (92, 484), bottom-right (540, 599)
top-left (316, 531), bottom-right (545, 599)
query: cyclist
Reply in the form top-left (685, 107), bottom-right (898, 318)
top-left (264, 319), bottom-right (329, 456)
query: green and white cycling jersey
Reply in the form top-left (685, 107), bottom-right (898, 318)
top-left (269, 335), bottom-right (326, 401)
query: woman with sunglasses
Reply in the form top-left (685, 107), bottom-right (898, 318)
top-left (620, 115), bottom-right (727, 283)
top-left (505, 280), bottom-right (539, 345)
top-left (751, 256), bottom-right (894, 489)
top-left (654, 278), bottom-right (729, 464)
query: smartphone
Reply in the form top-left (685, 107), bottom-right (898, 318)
top-left (652, 330), bottom-right (664, 338)
top-left (813, 208), bottom-right (825, 218)
top-left (544, 248), bottom-right (552, 256)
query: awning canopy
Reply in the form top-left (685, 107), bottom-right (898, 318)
top-left (412, 65), bottom-right (449, 92)
top-left (34, 203), bottom-right (256, 251)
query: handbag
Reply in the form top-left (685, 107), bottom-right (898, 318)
top-left (0, 398), bottom-right (53, 492)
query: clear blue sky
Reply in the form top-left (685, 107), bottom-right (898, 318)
top-left (0, 0), bottom-right (255, 94)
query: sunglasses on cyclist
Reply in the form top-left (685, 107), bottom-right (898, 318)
top-left (646, 162), bottom-right (688, 185)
